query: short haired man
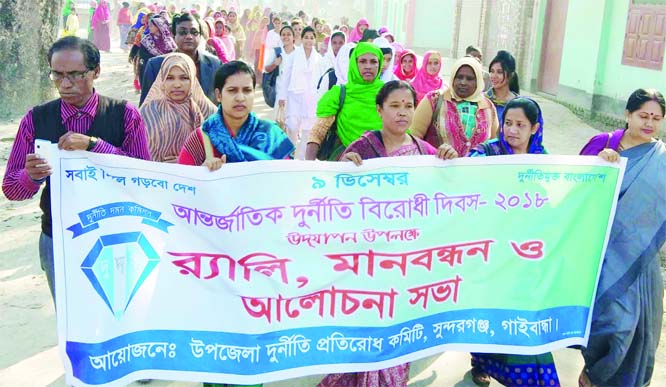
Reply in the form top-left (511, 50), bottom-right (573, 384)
top-left (140, 12), bottom-right (222, 105)
top-left (2, 36), bottom-right (151, 300)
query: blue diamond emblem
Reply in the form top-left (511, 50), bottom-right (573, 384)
top-left (81, 232), bottom-right (160, 318)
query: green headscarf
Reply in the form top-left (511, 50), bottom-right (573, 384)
top-left (316, 42), bottom-right (384, 147)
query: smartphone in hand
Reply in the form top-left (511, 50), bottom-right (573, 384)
top-left (34, 139), bottom-right (53, 168)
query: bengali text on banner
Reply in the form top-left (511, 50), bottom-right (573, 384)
top-left (48, 148), bottom-right (625, 386)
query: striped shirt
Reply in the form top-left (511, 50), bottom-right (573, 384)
top-left (2, 92), bottom-right (151, 201)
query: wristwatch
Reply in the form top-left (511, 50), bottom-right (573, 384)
top-left (87, 136), bottom-right (98, 151)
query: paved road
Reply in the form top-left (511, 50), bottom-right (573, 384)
top-left (0, 50), bottom-right (664, 387)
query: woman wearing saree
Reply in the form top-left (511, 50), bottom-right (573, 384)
top-left (140, 53), bottom-right (217, 162)
top-left (411, 50), bottom-right (444, 104)
top-left (410, 56), bottom-right (499, 153)
top-left (467, 97), bottom-right (559, 387)
top-left (318, 81), bottom-right (454, 387)
top-left (178, 61), bottom-right (294, 169)
top-left (578, 88), bottom-right (666, 387)
top-left (227, 9), bottom-right (246, 61)
top-left (91, 0), bottom-right (111, 52)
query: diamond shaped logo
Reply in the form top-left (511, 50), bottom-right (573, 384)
top-left (81, 232), bottom-right (160, 318)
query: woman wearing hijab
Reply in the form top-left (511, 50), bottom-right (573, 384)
top-left (467, 98), bottom-right (560, 387)
top-left (393, 49), bottom-right (417, 81)
top-left (227, 9), bottom-right (246, 60)
top-left (129, 11), bottom-right (153, 91)
top-left (244, 9), bottom-right (260, 62)
top-left (137, 15), bottom-right (177, 88)
top-left (305, 42), bottom-right (384, 161)
top-left (204, 17), bottom-right (234, 63)
top-left (91, 0), bottom-right (112, 52)
top-left (317, 31), bottom-right (346, 79)
top-left (140, 53), bottom-right (218, 163)
top-left (348, 17), bottom-right (369, 43)
top-left (178, 60), bottom-right (294, 169)
top-left (372, 37), bottom-right (396, 82)
top-left (411, 50), bottom-right (444, 104)
top-left (276, 26), bottom-right (322, 159)
top-left (411, 56), bottom-right (499, 154)
top-left (316, 41), bottom-right (354, 99)
top-left (217, 18), bottom-right (237, 60)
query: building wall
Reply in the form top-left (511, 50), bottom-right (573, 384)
top-left (533, 0), bottom-right (666, 118)
top-left (412, 0), bottom-right (454, 54)
top-left (556, 0), bottom-right (607, 109)
top-left (529, 0), bottom-right (547, 90)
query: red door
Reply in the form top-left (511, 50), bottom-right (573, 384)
top-left (538, 0), bottom-right (569, 95)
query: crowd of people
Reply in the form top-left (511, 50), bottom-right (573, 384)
top-left (3, 2), bottom-right (666, 387)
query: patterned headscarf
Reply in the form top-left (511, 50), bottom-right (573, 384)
top-left (497, 97), bottom-right (546, 154)
top-left (140, 53), bottom-right (218, 162)
top-left (141, 15), bottom-right (177, 56)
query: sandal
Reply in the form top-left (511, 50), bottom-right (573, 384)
top-left (471, 366), bottom-right (491, 386)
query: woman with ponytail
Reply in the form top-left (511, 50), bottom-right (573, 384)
top-left (486, 50), bottom-right (519, 120)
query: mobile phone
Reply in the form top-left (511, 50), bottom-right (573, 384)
top-left (34, 139), bottom-right (53, 167)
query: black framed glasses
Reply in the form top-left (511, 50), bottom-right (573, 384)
top-left (48, 69), bottom-right (92, 82)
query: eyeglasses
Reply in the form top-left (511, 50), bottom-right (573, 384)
top-left (48, 69), bottom-right (92, 82)
top-left (176, 29), bottom-right (200, 36)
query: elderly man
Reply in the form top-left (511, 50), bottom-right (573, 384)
top-left (2, 36), bottom-right (151, 301)
top-left (140, 12), bottom-right (221, 105)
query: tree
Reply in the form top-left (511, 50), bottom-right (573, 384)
top-left (0, 0), bottom-right (63, 119)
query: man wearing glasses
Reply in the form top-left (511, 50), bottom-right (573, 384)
top-left (1, 36), bottom-right (151, 301)
top-left (140, 12), bottom-right (221, 105)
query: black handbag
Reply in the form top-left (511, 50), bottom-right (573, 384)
top-left (261, 47), bottom-right (282, 108)
top-left (316, 85), bottom-right (346, 160)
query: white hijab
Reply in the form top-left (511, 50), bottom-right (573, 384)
top-left (373, 37), bottom-right (396, 82)
top-left (288, 45), bottom-right (322, 93)
top-left (322, 30), bottom-right (346, 69)
top-left (334, 42), bottom-right (356, 85)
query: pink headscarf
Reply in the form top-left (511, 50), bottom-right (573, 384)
top-left (393, 50), bottom-right (418, 81)
top-left (411, 51), bottom-right (444, 103)
top-left (91, 1), bottom-right (110, 29)
top-left (349, 18), bottom-right (369, 43)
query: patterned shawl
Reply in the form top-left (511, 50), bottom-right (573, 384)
top-left (200, 109), bottom-right (294, 162)
top-left (140, 15), bottom-right (177, 56)
top-left (469, 97), bottom-right (546, 156)
top-left (140, 53), bottom-right (217, 162)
